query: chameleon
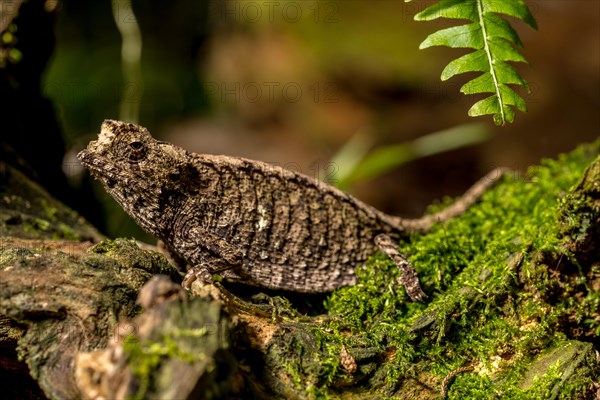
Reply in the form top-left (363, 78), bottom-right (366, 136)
top-left (78, 120), bottom-right (506, 301)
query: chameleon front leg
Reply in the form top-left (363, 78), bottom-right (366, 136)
top-left (182, 263), bottom-right (213, 288)
top-left (172, 225), bottom-right (246, 289)
top-left (375, 234), bottom-right (427, 302)
top-left (182, 262), bottom-right (245, 289)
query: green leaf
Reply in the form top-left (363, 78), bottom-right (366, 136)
top-left (500, 85), bottom-right (526, 112)
top-left (441, 50), bottom-right (488, 80)
top-left (488, 37), bottom-right (527, 63)
top-left (414, 0), bottom-right (478, 22)
top-left (467, 84), bottom-right (526, 125)
top-left (409, 0), bottom-right (537, 125)
top-left (336, 123), bottom-right (490, 187)
top-left (483, 0), bottom-right (537, 29)
top-left (460, 72), bottom-right (496, 94)
top-left (484, 13), bottom-right (523, 46)
top-left (420, 23), bottom-right (483, 49)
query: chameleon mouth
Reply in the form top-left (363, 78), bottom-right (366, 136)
top-left (77, 149), bottom-right (120, 182)
top-left (77, 148), bottom-right (92, 168)
top-left (77, 148), bottom-right (89, 161)
top-left (77, 148), bottom-right (150, 195)
top-left (77, 148), bottom-right (100, 172)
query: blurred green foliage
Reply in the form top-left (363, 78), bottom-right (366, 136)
top-left (45, 0), bottom-right (212, 141)
top-left (333, 123), bottom-right (491, 189)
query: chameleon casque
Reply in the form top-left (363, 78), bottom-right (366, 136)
top-left (78, 120), bottom-right (504, 301)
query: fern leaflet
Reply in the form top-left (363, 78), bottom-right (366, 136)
top-left (407, 0), bottom-right (537, 125)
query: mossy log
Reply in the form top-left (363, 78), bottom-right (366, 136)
top-left (1, 142), bottom-right (599, 399)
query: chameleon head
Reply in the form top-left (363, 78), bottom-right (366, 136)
top-left (77, 120), bottom-right (191, 237)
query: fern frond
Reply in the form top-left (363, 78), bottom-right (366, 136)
top-left (407, 0), bottom-right (537, 125)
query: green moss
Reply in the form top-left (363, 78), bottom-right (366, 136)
top-left (123, 335), bottom-right (161, 400)
top-left (1, 164), bottom-right (102, 241)
top-left (89, 238), bottom-right (182, 283)
top-left (54, 222), bottom-right (80, 241)
top-left (124, 330), bottom-right (212, 400)
top-left (266, 141), bottom-right (599, 398)
top-left (121, 298), bottom-right (234, 399)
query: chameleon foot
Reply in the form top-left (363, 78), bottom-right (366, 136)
top-left (182, 265), bottom-right (213, 290)
top-left (375, 234), bottom-right (427, 302)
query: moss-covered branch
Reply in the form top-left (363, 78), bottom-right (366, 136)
top-left (1, 141), bottom-right (598, 399)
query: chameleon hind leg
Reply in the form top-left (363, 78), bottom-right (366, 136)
top-left (375, 234), bottom-right (427, 302)
top-left (374, 168), bottom-right (510, 302)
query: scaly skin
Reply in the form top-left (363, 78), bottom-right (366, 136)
top-left (78, 120), bottom-right (504, 299)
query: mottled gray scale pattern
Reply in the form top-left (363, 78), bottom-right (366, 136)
top-left (231, 166), bottom-right (257, 256)
top-left (249, 170), bottom-right (272, 261)
top-left (322, 193), bottom-right (342, 269)
top-left (306, 188), bottom-right (329, 265)
top-left (267, 187), bottom-right (288, 260)
top-left (215, 166), bottom-right (241, 239)
top-left (281, 181), bottom-right (311, 286)
top-left (78, 120), bottom-right (502, 295)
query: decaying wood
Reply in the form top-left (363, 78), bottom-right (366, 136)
top-left (75, 276), bottom-right (235, 399)
top-left (0, 237), bottom-right (181, 399)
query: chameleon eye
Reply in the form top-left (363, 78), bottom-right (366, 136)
top-left (113, 135), bottom-right (148, 162)
top-left (125, 140), bottom-right (147, 161)
top-left (130, 141), bottom-right (143, 150)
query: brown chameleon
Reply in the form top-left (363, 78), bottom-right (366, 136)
top-left (78, 120), bottom-right (505, 301)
